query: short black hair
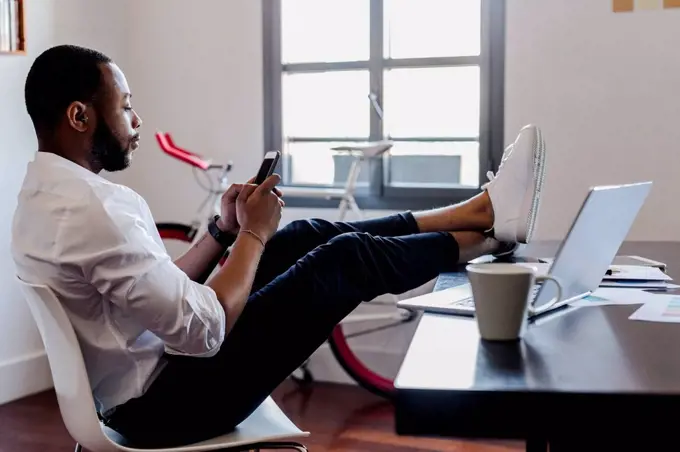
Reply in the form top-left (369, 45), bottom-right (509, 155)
top-left (25, 44), bottom-right (112, 132)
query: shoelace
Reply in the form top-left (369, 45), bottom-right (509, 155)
top-left (481, 144), bottom-right (514, 189)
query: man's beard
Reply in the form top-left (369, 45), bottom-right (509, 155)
top-left (90, 120), bottom-right (131, 172)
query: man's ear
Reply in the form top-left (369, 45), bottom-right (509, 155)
top-left (66, 101), bottom-right (91, 132)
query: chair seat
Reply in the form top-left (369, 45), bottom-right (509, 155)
top-left (331, 140), bottom-right (393, 158)
top-left (103, 397), bottom-right (309, 452)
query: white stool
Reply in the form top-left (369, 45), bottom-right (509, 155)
top-left (283, 141), bottom-right (393, 221)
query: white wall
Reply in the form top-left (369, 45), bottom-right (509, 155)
top-left (0, 0), bottom-right (128, 405)
top-left (108, 0), bottom-right (270, 225)
top-left (506, 0), bottom-right (680, 241)
top-left (0, 0), bottom-right (56, 406)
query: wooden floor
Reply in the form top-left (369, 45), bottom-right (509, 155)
top-left (0, 379), bottom-right (524, 452)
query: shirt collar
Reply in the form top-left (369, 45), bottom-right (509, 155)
top-left (33, 151), bottom-right (103, 180)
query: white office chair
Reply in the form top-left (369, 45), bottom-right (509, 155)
top-left (15, 276), bottom-right (310, 452)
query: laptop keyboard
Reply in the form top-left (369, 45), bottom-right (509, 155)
top-left (452, 285), bottom-right (541, 309)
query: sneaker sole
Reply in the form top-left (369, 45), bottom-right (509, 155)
top-left (493, 242), bottom-right (520, 258)
top-left (515, 125), bottom-right (546, 243)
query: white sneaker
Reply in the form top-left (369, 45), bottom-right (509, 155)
top-left (483, 124), bottom-right (546, 243)
top-left (493, 241), bottom-right (521, 258)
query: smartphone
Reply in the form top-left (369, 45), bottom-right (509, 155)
top-left (255, 151), bottom-right (281, 185)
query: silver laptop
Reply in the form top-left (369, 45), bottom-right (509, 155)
top-left (398, 182), bottom-right (653, 318)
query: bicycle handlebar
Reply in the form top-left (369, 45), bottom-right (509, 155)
top-left (155, 131), bottom-right (212, 171)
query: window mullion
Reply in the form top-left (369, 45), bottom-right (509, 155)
top-left (488, 0), bottom-right (506, 177)
top-left (477, 0), bottom-right (491, 188)
top-left (264, 0), bottom-right (285, 182)
top-left (368, 0), bottom-right (384, 197)
top-left (478, 0), bottom-right (505, 188)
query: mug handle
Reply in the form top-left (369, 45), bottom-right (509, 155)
top-left (530, 275), bottom-right (564, 315)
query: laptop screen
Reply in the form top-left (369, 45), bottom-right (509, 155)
top-left (532, 182), bottom-right (652, 309)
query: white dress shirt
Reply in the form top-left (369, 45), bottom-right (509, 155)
top-left (11, 152), bottom-right (226, 414)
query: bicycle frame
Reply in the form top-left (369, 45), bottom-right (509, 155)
top-left (184, 165), bottom-right (231, 246)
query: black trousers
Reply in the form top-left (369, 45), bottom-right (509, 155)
top-left (103, 213), bottom-right (461, 447)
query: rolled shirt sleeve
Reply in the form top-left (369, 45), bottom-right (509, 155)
top-left (57, 189), bottom-right (226, 357)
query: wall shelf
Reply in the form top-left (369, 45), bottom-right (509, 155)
top-left (0, 0), bottom-right (25, 55)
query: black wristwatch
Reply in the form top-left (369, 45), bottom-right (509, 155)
top-left (208, 215), bottom-right (237, 248)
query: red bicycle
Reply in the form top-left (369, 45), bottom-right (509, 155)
top-left (154, 132), bottom-right (416, 399)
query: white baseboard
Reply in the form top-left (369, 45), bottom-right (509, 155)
top-left (0, 351), bottom-right (53, 406)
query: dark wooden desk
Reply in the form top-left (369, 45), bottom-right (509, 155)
top-left (394, 242), bottom-right (680, 451)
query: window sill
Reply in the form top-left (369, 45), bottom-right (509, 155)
top-left (279, 185), bottom-right (482, 211)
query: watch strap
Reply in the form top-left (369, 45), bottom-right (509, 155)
top-left (208, 215), bottom-right (236, 248)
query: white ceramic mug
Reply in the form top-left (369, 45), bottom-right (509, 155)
top-left (466, 263), bottom-right (564, 341)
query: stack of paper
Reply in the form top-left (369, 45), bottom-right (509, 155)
top-left (600, 265), bottom-right (678, 290)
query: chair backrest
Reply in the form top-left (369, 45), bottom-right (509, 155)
top-left (16, 276), bottom-right (118, 452)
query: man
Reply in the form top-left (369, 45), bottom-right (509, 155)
top-left (12, 45), bottom-right (546, 447)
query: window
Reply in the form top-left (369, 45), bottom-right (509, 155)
top-left (263, 0), bottom-right (505, 209)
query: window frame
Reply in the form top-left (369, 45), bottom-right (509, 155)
top-left (262, 0), bottom-right (506, 210)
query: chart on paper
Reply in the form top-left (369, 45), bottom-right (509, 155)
top-left (629, 296), bottom-right (680, 323)
top-left (661, 297), bottom-right (680, 318)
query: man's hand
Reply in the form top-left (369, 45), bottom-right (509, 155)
top-left (236, 175), bottom-right (284, 243)
top-left (218, 177), bottom-right (283, 235)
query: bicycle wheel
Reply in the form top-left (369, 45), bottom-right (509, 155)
top-left (157, 222), bottom-right (231, 266)
top-left (156, 222), bottom-right (195, 257)
top-left (328, 307), bottom-right (417, 400)
top-left (157, 222), bottom-right (195, 241)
